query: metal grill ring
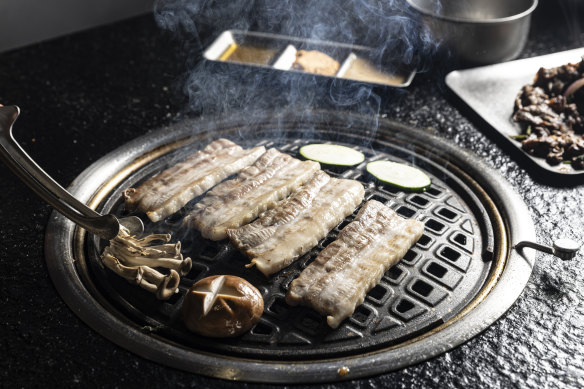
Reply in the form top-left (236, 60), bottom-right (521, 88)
top-left (45, 111), bottom-right (535, 383)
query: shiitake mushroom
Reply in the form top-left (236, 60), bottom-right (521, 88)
top-left (182, 275), bottom-right (264, 337)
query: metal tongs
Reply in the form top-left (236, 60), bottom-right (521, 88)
top-left (0, 105), bottom-right (143, 240)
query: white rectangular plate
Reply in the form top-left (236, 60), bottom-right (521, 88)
top-left (446, 48), bottom-right (584, 176)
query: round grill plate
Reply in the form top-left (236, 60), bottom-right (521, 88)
top-left (45, 111), bottom-right (535, 383)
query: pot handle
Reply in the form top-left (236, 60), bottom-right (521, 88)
top-left (0, 105), bottom-right (139, 240)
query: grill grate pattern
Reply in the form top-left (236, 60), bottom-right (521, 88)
top-left (87, 131), bottom-right (495, 360)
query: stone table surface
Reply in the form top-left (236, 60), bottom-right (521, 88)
top-left (0, 5), bottom-right (583, 389)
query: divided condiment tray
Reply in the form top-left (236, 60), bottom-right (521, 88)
top-left (204, 30), bottom-right (416, 88)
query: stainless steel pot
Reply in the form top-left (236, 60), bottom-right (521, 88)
top-left (407, 0), bottom-right (538, 64)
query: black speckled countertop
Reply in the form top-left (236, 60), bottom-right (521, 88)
top-left (1, 4), bottom-right (583, 388)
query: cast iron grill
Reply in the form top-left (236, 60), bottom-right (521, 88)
top-left (46, 111), bottom-right (535, 382)
top-left (88, 135), bottom-right (492, 359)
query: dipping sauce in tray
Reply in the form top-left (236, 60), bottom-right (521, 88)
top-left (342, 56), bottom-right (405, 86)
top-left (220, 43), bottom-right (276, 66)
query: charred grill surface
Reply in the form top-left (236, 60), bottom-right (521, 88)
top-left (86, 123), bottom-right (498, 361)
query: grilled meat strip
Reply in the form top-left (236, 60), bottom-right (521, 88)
top-left (286, 200), bottom-right (424, 329)
top-left (227, 171), bottom-right (364, 277)
top-left (124, 139), bottom-right (265, 222)
top-left (185, 148), bottom-right (320, 240)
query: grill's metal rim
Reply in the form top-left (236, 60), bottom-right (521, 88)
top-left (44, 111), bottom-right (535, 383)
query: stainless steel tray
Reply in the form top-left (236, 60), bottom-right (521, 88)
top-left (446, 48), bottom-right (584, 176)
top-left (204, 30), bottom-right (416, 88)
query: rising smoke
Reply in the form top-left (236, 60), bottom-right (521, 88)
top-left (558, 0), bottom-right (583, 43)
top-left (153, 0), bottom-right (440, 135)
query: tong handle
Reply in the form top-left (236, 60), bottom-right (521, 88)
top-left (0, 105), bottom-right (120, 239)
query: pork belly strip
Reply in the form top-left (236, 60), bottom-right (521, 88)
top-left (184, 148), bottom-right (320, 241)
top-left (123, 139), bottom-right (265, 222)
top-left (286, 200), bottom-right (424, 329)
top-left (227, 171), bottom-right (364, 277)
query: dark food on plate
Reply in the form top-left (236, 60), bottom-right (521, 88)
top-left (184, 148), bottom-right (320, 240)
top-left (292, 50), bottom-right (340, 76)
top-left (182, 275), bottom-right (264, 337)
top-left (513, 58), bottom-right (584, 168)
top-left (124, 139), bottom-right (265, 222)
top-left (227, 171), bottom-right (365, 277)
top-left (286, 200), bottom-right (425, 328)
top-left (101, 226), bottom-right (192, 300)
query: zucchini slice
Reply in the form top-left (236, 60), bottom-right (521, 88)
top-left (366, 160), bottom-right (431, 191)
top-left (299, 144), bottom-right (365, 166)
